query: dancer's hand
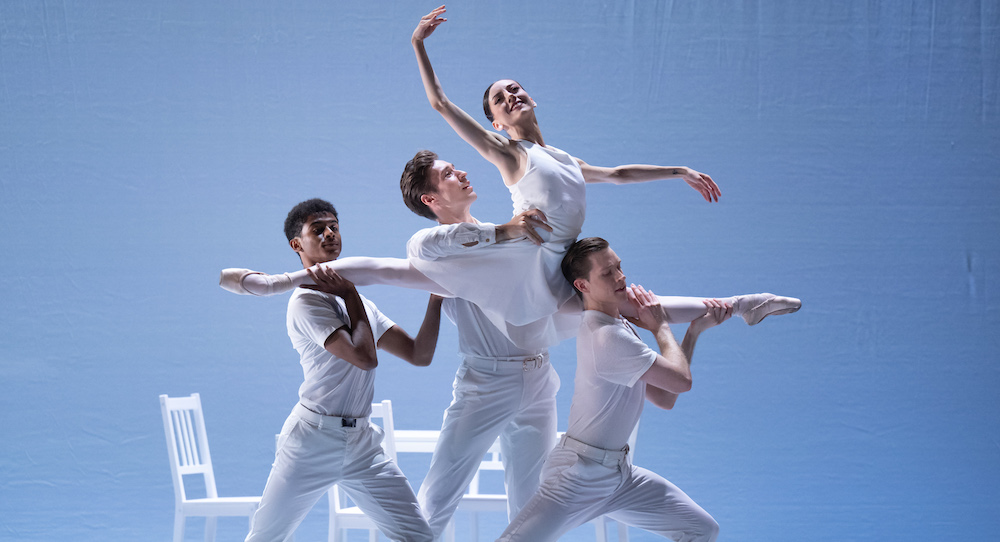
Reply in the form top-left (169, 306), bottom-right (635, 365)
top-left (497, 209), bottom-right (552, 245)
top-left (680, 167), bottom-right (721, 203)
top-left (690, 298), bottom-right (732, 333)
top-left (625, 284), bottom-right (670, 332)
top-left (301, 265), bottom-right (357, 299)
top-left (413, 5), bottom-right (447, 43)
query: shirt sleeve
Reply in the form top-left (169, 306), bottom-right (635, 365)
top-left (406, 222), bottom-right (499, 261)
top-left (287, 291), bottom-right (349, 348)
top-left (288, 291), bottom-right (395, 348)
top-left (593, 322), bottom-right (658, 388)
top-left (361, 296), bottom-right (396, 340)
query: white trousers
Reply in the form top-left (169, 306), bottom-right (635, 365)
top-left (496, 439), bottom-right (719, 542)
top-left (417, 355), bottom-right (560, 539)
top-left (246, 404), bottom-right (433, 542)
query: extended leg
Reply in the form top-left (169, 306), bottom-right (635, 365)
top-left (618, 294), bottom-right (801, 326)
top-left (220, 257), bottom-right (453, 297)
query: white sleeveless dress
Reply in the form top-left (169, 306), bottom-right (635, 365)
top-left (408, 141), bottom-right (586, 349)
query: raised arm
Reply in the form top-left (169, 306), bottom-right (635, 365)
top-left (577, 160), bottom-right (721, 203)
top-left (376, 294), bottom-right (445, 367)
top-left (412, 6), bottom-right (522, 180)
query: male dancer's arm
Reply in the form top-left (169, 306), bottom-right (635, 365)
top-left (377, 294), bottom-right (445, 367)
top-left (627, 285), bottom-right (731, 409)
top-left (301, 267), bottom-right (378, 370)
top-left (407, 210), bottom-right (552, 261)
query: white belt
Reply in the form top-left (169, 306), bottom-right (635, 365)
top-left (463, 352), bottom-right (549, 372)
top-left (560, 434), bottom-right (629, 467)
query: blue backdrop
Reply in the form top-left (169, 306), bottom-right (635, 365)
top-left (1, 1), bottom-right (997, 540)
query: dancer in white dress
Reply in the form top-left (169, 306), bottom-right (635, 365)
top-left (218, 6), bottom-right (800, 347)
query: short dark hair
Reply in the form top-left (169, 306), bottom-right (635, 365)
top-left (400, 150), bottom-right (440, 221)
top-left (482, 79), bottom-right (524, 123)
top-left (284, 198), bottom-right (338, 241)
top-left (561, 237), bottom-right (610, 293)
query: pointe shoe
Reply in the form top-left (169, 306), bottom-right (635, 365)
top-left (737, 293), bottom-right (801, 326)
top-left (219, 268), bottom-right (261, 295)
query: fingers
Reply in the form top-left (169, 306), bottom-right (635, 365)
top-left (702, 172), bottom-right (720, 202)
top-left (702, 299), bottom-right (733, 324)
top-left (516, 210), bottom-right (552, 245)
top-left (528, 210), bottom-right (552, 232)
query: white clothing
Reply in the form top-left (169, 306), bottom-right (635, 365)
top-left (247, 405), bottom-right (432, 542)
top-left (417, 298), bottom-right (560, 539)
top-left (286, 288), bottom-right (395, 417)
top-left (496, 310), bottom-right (717, 542)
top-left (407, 142), bottom-right (586, 350)
top-left (495, 441), bottom-right (718, 542)
top-left (247, 290), bottom-right (432, 541)
top-left (569, 311), bottom-right (656, 450)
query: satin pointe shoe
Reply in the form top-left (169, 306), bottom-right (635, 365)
top-left (219, 268), bottom-right (261, 295)
top-left (737, 293), bottom-right (801, 326)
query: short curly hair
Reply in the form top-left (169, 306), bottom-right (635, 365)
top-left (400, 150), bottom-right (440, 221)
top-left (284, 198), bottom-right (338, 241)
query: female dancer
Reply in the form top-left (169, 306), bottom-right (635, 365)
top-left (220, 6), bottom-right (798, 347)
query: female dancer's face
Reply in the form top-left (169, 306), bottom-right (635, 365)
top-left (486, 79), bottom-right (535, 129)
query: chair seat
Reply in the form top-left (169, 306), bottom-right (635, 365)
top-left (456, 494), bottom-right (508, 512)
top-left (179, 496), bottom-right (262, 516)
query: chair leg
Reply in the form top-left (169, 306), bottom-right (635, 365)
top-left (204, 516), bottom-right (218, 542)
top-left (616, 519), bottom-right (628, 541)
top-left (593, 516), bottom-right (608, 542)
top-left (173, 513), bottom-right (185, 542)
top-left (368, 527), bottom-right (379, 542)
top-left (470, 511), bottom-right (480, 542)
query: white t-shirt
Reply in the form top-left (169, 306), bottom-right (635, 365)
top-left (566, 310), bottom-right (657, 450)
top-left (443, 297), bottom-right (542, 359)
top-left (286, 288), bottom-right (395, 418)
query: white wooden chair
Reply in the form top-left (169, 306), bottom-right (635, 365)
top-left (327, 399), bottom-right (397, 542)
top-left (159, 393), bottom-right (262, 542)
top-left (445, 424), bottom-right (640, 542)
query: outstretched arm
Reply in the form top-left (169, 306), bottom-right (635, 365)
top-left (412, 6), bottom-right (522, 180)
top-left (577, 160), bottom-right (721, 202)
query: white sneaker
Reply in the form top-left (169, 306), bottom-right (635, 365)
top-left (219, 268), bottom-right (260, 295)
top-left (737, 293), bottom-right (801, 326)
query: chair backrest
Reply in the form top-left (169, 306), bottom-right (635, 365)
top-left (330, 400), bottom-right (397, 512)
top-left (160, 393), bottom-right (218, 503)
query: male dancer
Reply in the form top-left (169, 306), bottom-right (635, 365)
top-left (245, 198), bottom-right (442, 542)
top-left (400, 150), bottom-right (564, 539)
top-left (495, 237), bottom-right (725, 541)
top-left (398, 151), bottom-right (789, 540)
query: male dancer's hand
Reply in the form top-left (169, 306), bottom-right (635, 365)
top-left (301, 265), bottom-right (357, 299)
top-left (497, 209), bottom-right (552, 244)
top-left (625, 284), bottom-right (671, 332)
top-left (688, 298), bottom-right (732, 335)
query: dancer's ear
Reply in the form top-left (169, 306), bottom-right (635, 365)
top-left (492, 121), bottom-right (504, 131)
top-left (289, 238), bottom-right (303, 253)
top-left (573, 278), bottom-right (589, 295)
top-left (420, 193), bottom-right (437, 208)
